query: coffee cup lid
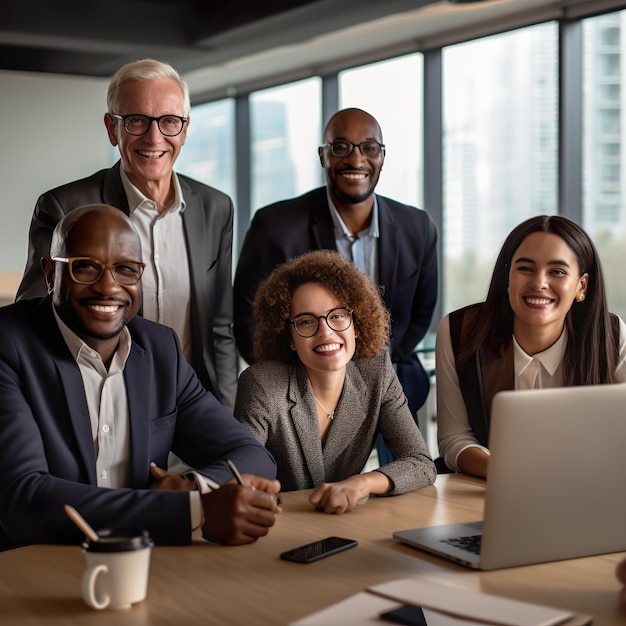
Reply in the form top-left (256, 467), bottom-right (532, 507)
top-left (82, 528), bottom-right (154, 552)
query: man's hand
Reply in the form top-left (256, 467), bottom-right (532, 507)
top-left (238, 474), bottom-right (281, 496)
top-left (201, 480), bottom-right (281, 545)
top-left (149, 462), bottom-right (196, 491)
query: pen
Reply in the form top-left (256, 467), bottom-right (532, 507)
top-left (226, 459), bottom-right (245, 485)
top-left (226, 458), bottom-right (282, 505)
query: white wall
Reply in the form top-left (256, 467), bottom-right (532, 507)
top-left (0, 70), bottom-right (111, 298)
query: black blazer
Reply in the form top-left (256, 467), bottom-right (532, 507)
top-left (0, 297), bottom-right (276, 547)
top-left (233, 187), bottom-right (438, 402)
top-left (16, 162), bottom-right (238, 410)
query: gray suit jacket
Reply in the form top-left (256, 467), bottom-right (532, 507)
top-left (16, 162), bottom-right (237, 410)
top-left (234, 352), bottom-right (436, 493)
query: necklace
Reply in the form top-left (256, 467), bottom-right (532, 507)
top-left (313, 395), bottom-right (336, 421)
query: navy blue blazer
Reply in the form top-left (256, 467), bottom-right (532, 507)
top-left (233, 187), bottom-right (438, 410)
top-left (16, 161), bottom-right (238, 411)
top-left (0, 298), bottom-right (276, 547)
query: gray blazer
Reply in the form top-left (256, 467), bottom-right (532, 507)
top-left (234, 352), bottom-right (436, 493)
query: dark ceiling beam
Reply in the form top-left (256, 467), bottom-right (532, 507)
top-left (0, 1), bottom-right (193, 51)
top-left (0, 0), bottom-right (441, 77)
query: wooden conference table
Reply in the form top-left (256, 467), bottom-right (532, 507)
top-left (1, 474), bottom-right (625, 626)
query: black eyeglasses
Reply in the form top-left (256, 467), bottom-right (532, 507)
top-left (289, 308), bottom-right (353, 338)
top-left (320, 140), bottom-right (385, 159)
top-left (52, 257), bottom-right (146, 286)
top-left (110, 113), bottom-right (188, 137)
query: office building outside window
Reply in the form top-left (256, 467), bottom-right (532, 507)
top-left (339, 54), bottom-right (423, 209)
top-left (583, 10), bottom-right (626, 321)
top-left (442, 23), bottom-right (558, 315)
top-left (175, 99), bottom-right (236, 202)
top-left (249, 78), bottom-right (322, 214)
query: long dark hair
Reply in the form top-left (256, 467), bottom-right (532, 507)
top-left (459, 215), bottom-right (618, 385)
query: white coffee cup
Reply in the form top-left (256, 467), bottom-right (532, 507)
top-left (81, 528), bottom-right (154, 610)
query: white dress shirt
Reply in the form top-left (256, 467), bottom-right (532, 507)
top-left (53, 307), bottom-right (218, 534)
top-left (328, 191), bottom-right (380, 284)
top-left (54, 307), bottom-right (132, 488)
top-left (436, 312), bottom-right (626, 471)
top-left (121, 168), bottom-right (192, 362)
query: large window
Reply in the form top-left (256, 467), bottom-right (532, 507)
top-left (175, 99), bottom-right (236, 202)
top-left (181, 6), bottom-right (626, 329)
top-left (339, 54), bottom-right (423, 208)
top-left (442, 23), bottom-right (559, 315)
top-left (249, 78), bottom-right (322, 213)
top-left (583, 9), bottom-right (626, 321)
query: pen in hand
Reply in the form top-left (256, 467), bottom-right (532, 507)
top-left (226, 458), bottom-right (282, 505)
top-left (226, 459), bottom-right (246, 486)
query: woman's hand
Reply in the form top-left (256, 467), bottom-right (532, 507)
top-left (308, 472), bottom-right (391, 514)
top-left (457, 447), bottom-right (490, 479)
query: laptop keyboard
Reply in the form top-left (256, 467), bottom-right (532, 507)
top-left (440, 534), bottom-right (482, 555)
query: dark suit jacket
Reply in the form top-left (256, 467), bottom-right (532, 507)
top-left (233, 187), bottom-right (438, 410)
top-left (235, 353), bottom-right (436, 494)
top-left (16, 162), bottom-right (237, 410)
top-left (0, 297), bottom-right (276, 548)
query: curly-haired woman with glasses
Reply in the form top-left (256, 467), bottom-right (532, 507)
top-left (234, 250), bottom-right (435, 514)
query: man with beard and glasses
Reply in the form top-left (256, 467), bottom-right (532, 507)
top-left (0, 204), bottom-right (279, 550)
top-left (234, 108), bottom-right (438, 434)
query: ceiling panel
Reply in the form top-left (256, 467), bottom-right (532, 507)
top-left (0, 0), bottom-right (431, 77)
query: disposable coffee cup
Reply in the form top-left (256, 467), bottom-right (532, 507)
top-left (81, 528), bottom-right (154, 610)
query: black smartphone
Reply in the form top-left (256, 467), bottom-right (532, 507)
top-left (279, 536), bottom-right (357, 563)
top-left (379, 605), bottom-right (428, 626)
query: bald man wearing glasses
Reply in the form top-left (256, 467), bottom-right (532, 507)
top-left (0, 204), bottom-right (279, 550)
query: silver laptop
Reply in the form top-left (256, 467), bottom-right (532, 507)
top-left (394, 383), bottom-right (626, 570)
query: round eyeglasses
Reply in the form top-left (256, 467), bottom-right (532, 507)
top-left (289, 307), bottom-right (353, 338)
top-left (110, 113), bottom-right (188, 137)
top-left (321, 140), bottom-right (385, 159)
top-left (52, 257), bottom-right (146, 286)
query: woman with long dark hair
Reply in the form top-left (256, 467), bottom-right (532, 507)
top-left (437, 215), bottom-right (626, 478)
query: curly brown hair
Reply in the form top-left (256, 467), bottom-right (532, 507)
top-left (253, 250), bottom-right (391, 363)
